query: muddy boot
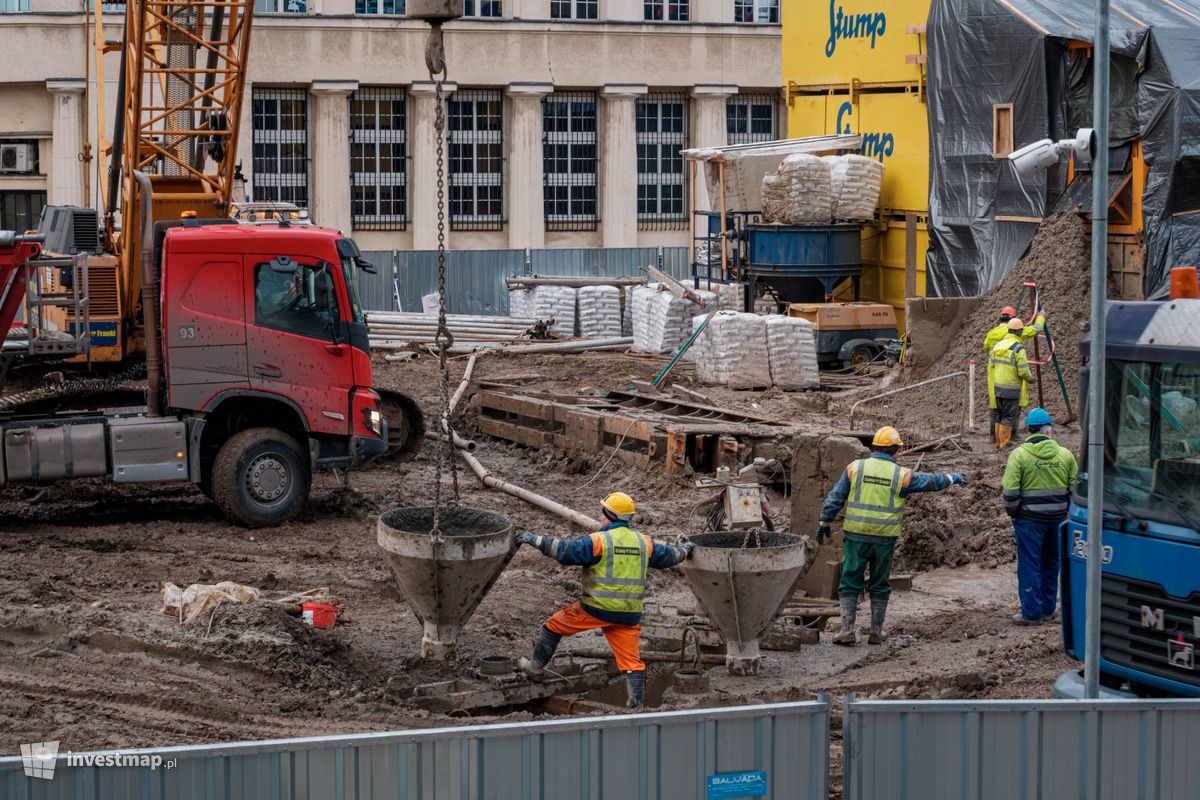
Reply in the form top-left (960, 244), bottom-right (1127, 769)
top-left (519, 627), bottom-right (562, 681)
top-left (867, 594), bottom-right (889, 645)
top-left (625, 670), bottom-right (646, 709)
top-left (832, 594), bottom-right (859, 646)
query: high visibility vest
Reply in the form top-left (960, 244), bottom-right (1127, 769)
top-left (988, 335), bottom-right (1030, 406)
top-left (582, 524), bottom-right (649, 614)
top-left (843, 457), bottom-right (910, 538)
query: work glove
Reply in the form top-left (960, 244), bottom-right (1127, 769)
top-left (949, 472), bottom-right (968, 486)
top-left (816, 522), bottom-right (832, 544)
top-left (516, 530), bottom-right (538, 547)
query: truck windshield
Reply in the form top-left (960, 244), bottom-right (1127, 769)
top-left (1077, 359), bottom-right (1200, 531)
top-left (338, 253), bottom-right (367, 325)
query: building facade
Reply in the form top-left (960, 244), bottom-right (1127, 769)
top-left (0, 0), bottom-right (782, 251)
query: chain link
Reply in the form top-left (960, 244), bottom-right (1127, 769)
top-left (0, 361), bottom-right (148, 414)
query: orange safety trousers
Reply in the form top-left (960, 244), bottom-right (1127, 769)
top-left (545, 601), bottom-right (645, 672)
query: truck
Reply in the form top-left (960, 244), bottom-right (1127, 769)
top-left (1055, 281), bottom-right (1200, 697)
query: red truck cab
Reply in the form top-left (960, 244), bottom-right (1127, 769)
top-left (159, 222), bottom-right (386, 525)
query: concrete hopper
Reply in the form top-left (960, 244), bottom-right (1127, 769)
top-left (678, 531), bottom-right (814, 675)
top-left (378, 506), bottom-right (515, 660)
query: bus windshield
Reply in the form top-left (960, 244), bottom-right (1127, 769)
top-left (1077, 359), bottom-right (1200, 531)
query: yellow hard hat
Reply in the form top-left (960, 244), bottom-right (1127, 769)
top-left (601, 491), bottom-right (636, 520)
top-left (872, 426), bottom-right (904, 447)
top-left (1007, 317), bottom-right (1026, 331)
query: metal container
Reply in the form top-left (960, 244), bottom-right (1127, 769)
top-left (746, 223), bottom-right (863, 303)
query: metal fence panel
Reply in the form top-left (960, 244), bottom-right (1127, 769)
top-left (1, 701), bottom-right (829, 800)
top-left (843, 697), bottom-right (1200, 800)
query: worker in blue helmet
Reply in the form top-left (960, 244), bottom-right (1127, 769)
top-left (1001, 407), bottom-right (1078, 625)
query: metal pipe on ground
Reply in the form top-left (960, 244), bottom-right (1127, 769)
top-left (451, 337), bottom-right (633, 355)
top-left (848, 371), bottom-right (967, 431)
top-left (367, 312), bottom-right (546, 326)
top-left (505, 276), bottom-right (647, 288)
top-left (453, 444), bottom-right (596, 530)
top-left (368, 320), bottom-right (539, 332)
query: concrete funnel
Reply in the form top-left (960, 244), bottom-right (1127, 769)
top-left (678, 531), bottom-right (814, 676)
top-left (378, 506), bottom-right (515, 660)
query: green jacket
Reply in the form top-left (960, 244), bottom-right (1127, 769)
top-left (1001, 434), bottom-right (1078, 521)
top-left (983, 314), bottom-right (1044, 354)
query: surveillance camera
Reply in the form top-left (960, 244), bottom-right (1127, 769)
top-left (1008, 139), bottom-right (1060, 178)
top-left (1070, 127), bottom-right (1096, 164)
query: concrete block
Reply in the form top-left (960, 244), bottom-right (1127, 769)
top-left (903, 296), bottom-right (985, 369)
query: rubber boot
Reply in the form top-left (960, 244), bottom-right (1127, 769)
top-left (518, 627), bottom-right (562, 681)
top-left (626, 670), bottom-right (646, 709)
top-left (832, 594), bottom-right (858, 646)
top-left (867, 593), bottom-right (889, 645)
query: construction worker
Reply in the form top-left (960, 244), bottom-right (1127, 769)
top-left (983, 306), bottom-right (1045, 354)
top-left (1002, 408), bottom-right (1078, 625)
top-left (816, 427), bottom-right (966, 646)
top-left (987, 317), bottom-right (1034, 447)
top-left (514, 491), bottom-right (692, 709)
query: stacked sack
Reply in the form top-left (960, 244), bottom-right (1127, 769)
top-left (693, 312), bottom-right (772, 389)
top-left (577, 285), bottom-right (623, 339)
top-left (508, 287), bottom-right (533, 318)
top-left (761, 154), bottom-right (834, 225)
top-left (765, 316), bottom-right (821, 389)
top-left (631, 285), bottom-right (713, 354)
top-left (828, 155), bottom-right (885, 221)
top-left (531, 285), bottom-right (577, 336)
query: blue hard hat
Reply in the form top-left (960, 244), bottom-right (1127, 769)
top-left (1026, 407), bottom-right (1053, 428)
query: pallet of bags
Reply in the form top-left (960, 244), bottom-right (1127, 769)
top-left (530, 285), bottom-right (577, 337)
top-left (765, 315), bottom-right (821, 390)
top-left (577, 285), bottom-right (623, 338)
top-left (508, 286), bottom-right (533, 318)
top-left (631, 285), bottom-right (709, 354)
top-left (694, 311), bottom-right (772, 389)
top-left (761, 154), bottom-right (834, 225)
top-left (827, 154), bottom-right (885, 222)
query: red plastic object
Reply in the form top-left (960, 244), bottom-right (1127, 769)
top-left (301, 602), bottom-right (337, 629)
top-left (1170, 266), bottom-right (1199, 299)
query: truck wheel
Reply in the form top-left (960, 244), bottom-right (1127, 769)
top-left (211, 427), bottom-right (309, 528)
top-left (843, 344), bottom-right (876, 370)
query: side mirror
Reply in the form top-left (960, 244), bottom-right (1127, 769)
top-left (270, 255), bottom-right (299, 274)
top-left (358, 257), bottom-right (377, 275)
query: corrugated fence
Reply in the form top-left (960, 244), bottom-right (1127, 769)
top-left (1, 701), bottom-right (829, 800)
top-left (357, 247), bottom-right (691, 316)
top-left (843, 697), bottom-right (1200, 800)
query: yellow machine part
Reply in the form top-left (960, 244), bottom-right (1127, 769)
top-left (787, 302), bottom-right (898, 332)
top-left (782, 0), bottom-right (929, 89)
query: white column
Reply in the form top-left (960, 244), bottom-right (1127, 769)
top-left (410, 80), bottom-right (457, 251)
top-left (46, 79), bottom-right (86, 207)
top-left (506, 83), bottom-right (552, 249)
top-left (309, 80), bottom-right (357, 233)
top-left (691, 84), bottom-right (736, 212)
top-left (600, 84), bottom-right (647, 248)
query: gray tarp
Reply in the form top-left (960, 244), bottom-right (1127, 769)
top-left (926, 0), bottom-right (1200, 299)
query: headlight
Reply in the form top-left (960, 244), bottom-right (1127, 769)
top-left (363, 407), bottom-right (384, 436)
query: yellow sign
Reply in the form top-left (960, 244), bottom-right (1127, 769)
top-left (782, 0), bottom-right (930, 88)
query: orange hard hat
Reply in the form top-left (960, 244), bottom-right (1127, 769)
top-left (1000, 306), bottom-right (1017, 317)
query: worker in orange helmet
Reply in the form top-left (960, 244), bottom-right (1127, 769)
top-left (514, 491), bottom-right (693, 709)
top-left (984, 306), bottom-right (1044, 443)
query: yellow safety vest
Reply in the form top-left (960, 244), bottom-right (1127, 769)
top-left (987, 334), bottom-right (1031, 408)
top-left (582, 525), bottom-right (649, 614)
top-left (843, 457), bottom-right (910, 538)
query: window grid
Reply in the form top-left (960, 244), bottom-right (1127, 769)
top-left (355, 0), bottom-right (404, 12)
top-left (252, 88), bottom-right (310, 207)
top-left (254, 0), bottom-right (306, 13)
top-left (636, 93), bottom-right (688, 230)
top-left (726, 93), bottom-right (777, 145)
top-left (0, 0), bottom-right (31, 11)
top-left (463, 0), bottom-right (501, 16)
top-left (350, 87), bottom-right (408, 231)
top-left (449, 89), bottom-right (505, 231)
top-left (643, 0), bottom-right (688, 21)
top-left (542, 92), bottom-right (598, 232)
top-left (733, 0), bottom-right (777, 23)
top-left (550, 0), bottom-right (597, 19)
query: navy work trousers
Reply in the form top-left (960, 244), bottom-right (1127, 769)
top-left (1013, 516), bottom-right (1061, 621)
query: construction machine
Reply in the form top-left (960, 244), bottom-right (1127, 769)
top-left (0, 0), bottom-right (423, 526)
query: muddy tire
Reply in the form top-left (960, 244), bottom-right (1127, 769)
top-left (211, 427), bottom-right (309, 528)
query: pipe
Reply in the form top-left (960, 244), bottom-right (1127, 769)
top-left (448, 350), bottom-right (480, 415)
top-left (505, 276), bottom-right (647, 288)
top-left (452, 337), bottom-right (633, 355)
top-left (133, 170), bottom-right (163, 417)
top-left (1084, 0), bottom-right (1111, 701)
top-left (366, 312), bottom-right (546, 326)
top-left (564, 648), bottom-right (725, 666)
top-left (436, 431), bottom-right (477, 452)
top-left (848, 371), bottom-right (966, 430)
top-left (968, 359), bottom-right (976, 429)
top-left (457, 447), bottom-right (596, 529)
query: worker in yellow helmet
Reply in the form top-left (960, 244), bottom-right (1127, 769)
top-left (816, 426), bottom-right (966, 646)
top-left (514, 491), bottom-right (693, 708)
top-left (982, 306), bottom-right (1045, 355)
top-left (987, 317), bottom-right (1035, 447)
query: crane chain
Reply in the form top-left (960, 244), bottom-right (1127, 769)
top-left (427, 23), bottom-right (459, 542)
top-left (0, 362), bottom-right (148, 415)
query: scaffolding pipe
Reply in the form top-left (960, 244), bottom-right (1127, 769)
top-left (848, 371), bottom-right (967, 430)
top-left (455, 445), bottom-right (596, 530)
top-left (505, 276), bottom-right (647, 288)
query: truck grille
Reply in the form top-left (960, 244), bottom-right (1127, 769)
top-left (1101, 575), bottom-right (1200, 689)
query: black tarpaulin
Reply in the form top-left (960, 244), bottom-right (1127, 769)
top-left (926, 0), bottom-right (1200, 299)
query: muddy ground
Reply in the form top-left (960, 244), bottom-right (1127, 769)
top-left (0, 351), bottom-right (1076, 758)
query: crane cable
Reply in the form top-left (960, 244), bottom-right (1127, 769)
top-left (426, 23), bottom-right (459, 542)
